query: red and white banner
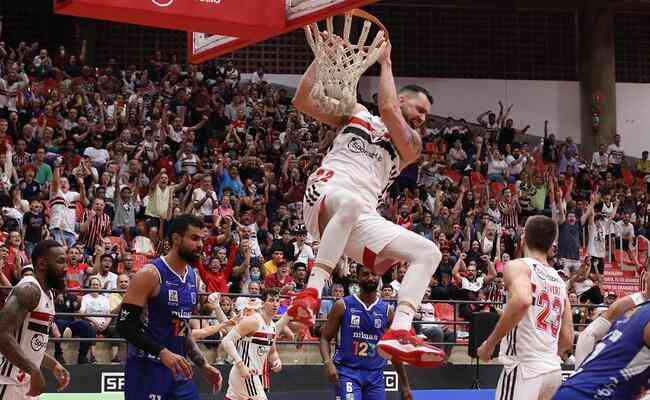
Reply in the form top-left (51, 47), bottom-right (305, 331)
top-left (54, 0), bottom-right (285, 38)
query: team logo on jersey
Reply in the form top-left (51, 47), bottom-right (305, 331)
top-left (374, 319), bottom-right (382, 329)
top-left (168, 290), bottom-right (178, 303)
top-left (350, 315), bottom-right (360, 327)
top-left (31, 333), bottom-right (47, 352)
top-left (348, 137), bottom-right (382, 161)
top-left (257, 346), bottom-right (270, 357)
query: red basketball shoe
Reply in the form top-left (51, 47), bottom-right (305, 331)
top-left (287, 288), bottom-right (320, 327)
top-left (377, 329), bottom-right (446, 368)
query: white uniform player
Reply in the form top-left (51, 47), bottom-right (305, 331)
top-left (221, 290), bottom-right (285, 400)
top-left (496, 258), bottom-right (568, 400)
top-left (477, 216), bottom-right (574, 400)
top-left (0, 276), bottom-right (54, 400)
top-left (226, 314), bottom-right (276, 400)
top-left (303, 110), bottom-right (404, 272)
top-left (289, 42), bottom-right (444, 367)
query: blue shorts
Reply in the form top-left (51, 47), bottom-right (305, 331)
top-left (125, 357), bottom-right (199, 400)
top-left (335, 365), bottom-right (384, 400)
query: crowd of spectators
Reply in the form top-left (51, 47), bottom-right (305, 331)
top-left (0, 35), bottom-right (648, 364)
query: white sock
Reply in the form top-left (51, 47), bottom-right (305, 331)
top-left (307, 265), bottom-right (330, 297)
top-left (392, 303), bottom-right (416, 331)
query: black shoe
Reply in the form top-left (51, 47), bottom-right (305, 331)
top-left (77, 356), bottom-right (89, 365)
top-left (111, 356), bottom-right (121, 363)
top-left (88, 354), bottom-right (97, 364)
top-left (55, 353), bottom-right (65, 365)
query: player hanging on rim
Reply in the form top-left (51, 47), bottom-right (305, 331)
top-left (320, 265), bottom-right (413, 400)
top-left (477, 216), bottom-right (574, 400)
top-left (0, 240), bottom-right (70, 400)
top-left (116, 214), bottom-right (223, 400)
top-left (284, 35), bottom-right (445, 367)
top-left (220, 288), bottom-right (288, 400)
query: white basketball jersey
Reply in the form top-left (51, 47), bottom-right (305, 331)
top-left (227, 314), bottom-right (276, 400)
top-left (0, 276), bottom-right (55, 385)
top-left (308, 110), bottom-right (401, 209)
top-left (499, 257), bottom-right (567, 379)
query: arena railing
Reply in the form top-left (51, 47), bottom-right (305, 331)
top-left (0, 286), bottom-right (603, 353)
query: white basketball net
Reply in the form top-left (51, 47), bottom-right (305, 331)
top-left (305, 10), bottom-right (387, 116)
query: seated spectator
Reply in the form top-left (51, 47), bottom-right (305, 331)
top-left (263, 244), bottom-right (285, 276)
top-left (292, 225), bottom-right (314, 265)
top-left (414, 287), bottom-right (456, 358)
top-left (91, 251), bottom-right (118, 290)
top-left (65, 247), bottom-right (89, 290)
top-left (79, 276), bottom-right (113, 362)
top-left (381, 285), bottom-right (395, 301)
top-left (107, 273), bottom-right (130, 362)
top-left (53, 290), bottom-right (95, 364)
top-left (264, 260), bottom-right (294, 294)
top-left (235, 281), bottom-right (262, 313)
top-left (292, 261), bottom-right (308, 291)
top-left (319, 283), bottom-right (345, 318)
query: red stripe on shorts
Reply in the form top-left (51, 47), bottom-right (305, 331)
top-left (363, 247), bottom-right (377, 269)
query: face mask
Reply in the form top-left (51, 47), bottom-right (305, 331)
top-left (273, 144), bottom-right (281, 150)
top-left (250, 271), bottom-right (261, 281)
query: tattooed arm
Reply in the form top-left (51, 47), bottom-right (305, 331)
top-left (41, 353), bottom-right (71, 392)
top-left (185, 321), bottom-right (223, 392)
top-left (0, 283), bottom-right (46, 396)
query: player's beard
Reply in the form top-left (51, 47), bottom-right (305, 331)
top-left (359, 279), bottom-right (379, 294)
top-left (178, 242), bottom-right (200, 264)
top-left (46, 266), bottom-right (66, 292)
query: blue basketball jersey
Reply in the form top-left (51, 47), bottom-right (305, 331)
top-left (333, 295), bottom-right (389, 370)
top-left (560, 302), bottom-right (650, 400)
top-left (128, 256), bottom-right (198, 361)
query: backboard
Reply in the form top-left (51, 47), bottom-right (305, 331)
top-left (188, 0), bottom-right (379, 63)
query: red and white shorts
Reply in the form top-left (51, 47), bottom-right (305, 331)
top-left (303, 179), bottom-right (405, 274)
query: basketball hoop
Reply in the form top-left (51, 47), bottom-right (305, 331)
top-left (305, 9), bottom-right (388, 116)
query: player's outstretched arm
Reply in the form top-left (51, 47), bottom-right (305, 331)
top-left (0, 283), bottom-right (46, 396)
top-left (117, 265), bottom-right (193, 379)
top-left (292, 60), bottom-right (363, 128)
top-left (477, 260), bottom-right (532, 362)
top-left (376, 41), bottom-right (422, 166)
top-left (319, 299), bottom-right (345, 385)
